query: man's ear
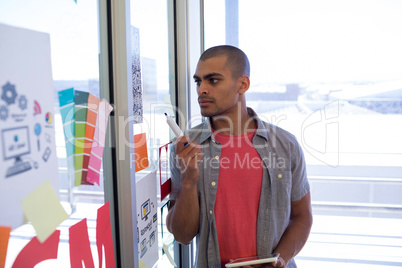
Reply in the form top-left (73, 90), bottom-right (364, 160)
top-left (238, 76), bottom-right (250, 94)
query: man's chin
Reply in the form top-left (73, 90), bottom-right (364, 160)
top-left (200, 109), bottom-right (214, 118)
top-left (200, 112), bottom-right (210, 117)
top-left (201, 112), bottom-right (214, 117)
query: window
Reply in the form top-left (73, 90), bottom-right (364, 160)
top-left (203, 0), bottom-right (402, 267)
top-left (0, 0), bottom-right (104, 266)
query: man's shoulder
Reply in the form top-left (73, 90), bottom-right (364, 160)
top-left (258, 119), bottom-right (300, 147)
top-left (249, 107), bottom-right (298, 143)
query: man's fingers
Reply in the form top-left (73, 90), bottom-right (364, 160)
top-left (176, 136), bottom-right (191, 150)
top-left (176, 137), bottom-right (201, 158)
top-left (271, 257), bottom-right (285, 267)
top-left (175, 136), bottom-right (202, 174)
top-left (184, 148), bottom-right (203, 168)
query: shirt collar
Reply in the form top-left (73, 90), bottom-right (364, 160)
top-left (247, 107), bottom-right (269, 142)
top-left (195, 107), bottom-right (269, 144)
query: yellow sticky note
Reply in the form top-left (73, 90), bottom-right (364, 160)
top-left (21, 180), bottom-right (69, 243)
top-left (139, 260), bottom-right (145, 268)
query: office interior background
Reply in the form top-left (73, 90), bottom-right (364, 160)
top-left (0, 0), bottom-right (401, 267)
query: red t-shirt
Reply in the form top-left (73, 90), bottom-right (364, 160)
top-left (213, 129), bottom-right (263, 267)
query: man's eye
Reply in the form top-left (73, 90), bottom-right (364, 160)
top-left (194, 80), bottom-right (201, 86)
top-left (210, 78), bottom-right (218, 84)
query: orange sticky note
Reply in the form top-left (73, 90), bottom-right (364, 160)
top-left (0, 226), bottom-right (11, 268)
top-left (134, 133), bottom-right (149, 172)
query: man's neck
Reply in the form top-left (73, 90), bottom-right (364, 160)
top-left (210, 106), bottom-right (256, 135)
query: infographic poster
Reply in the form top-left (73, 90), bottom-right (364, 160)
top-left (136, 171), bottom-right (158, 268)
top-left (0, 23), bottom-right (59, 229)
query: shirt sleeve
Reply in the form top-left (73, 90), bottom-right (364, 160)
top-left (169, 141), bottom-right (181, 201)
top-left (291, 139), bottom-right (310, 202)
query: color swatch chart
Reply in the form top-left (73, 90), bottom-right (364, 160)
top-left (58, 88), bottom-right (113, 186)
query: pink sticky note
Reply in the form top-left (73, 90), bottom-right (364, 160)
top-left (69, 219), bottom-right (95, 268)
top-left (0, 226), bottom-right (11, 268)
top-left (12, 230), bottom-right (60, 268)
top-left (96, 202), bottom-right (115, 268)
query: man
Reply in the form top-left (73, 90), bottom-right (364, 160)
top-left (166, 45), bottom-right (312, 268)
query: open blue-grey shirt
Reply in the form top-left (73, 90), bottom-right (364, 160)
top-left (170, 108), bottom-right (310, 268)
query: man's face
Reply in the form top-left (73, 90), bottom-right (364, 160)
top-left (193, 56), bottom-right (242, 118)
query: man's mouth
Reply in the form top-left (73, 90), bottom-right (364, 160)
top-left (198, 97), bottom-right (214, 106)
top-left (198, 100), bottom-right (213, 107)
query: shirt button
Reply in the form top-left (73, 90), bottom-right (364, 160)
top-left (214, 155), bottom-right (219, 160)
top-left (211, 181), bottom-right (216, 186)
top-left (278, 174), bottom-right (282, 179)
top-left (209, 210), bottom-right (213, 215)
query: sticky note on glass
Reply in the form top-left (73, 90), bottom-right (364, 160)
top-left (21, 180), bottom-right (69, 243)
top-left (134, 133), bottom-right (149, 172)
top-left (0, 226), bottom-right (11, 268)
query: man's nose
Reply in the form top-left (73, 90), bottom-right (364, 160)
top-left (197, 82), bottom-right (208, 95)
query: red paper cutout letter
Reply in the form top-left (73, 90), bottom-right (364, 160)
top-left (12, 230), bottom-right (60, 268)
top-left (96, 202), bottom-right (115, 268)
top-left (69, 219), bottom-right (94, 268)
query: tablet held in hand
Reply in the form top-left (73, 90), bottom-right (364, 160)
top-left (225, 253), bottom-right (280, 268)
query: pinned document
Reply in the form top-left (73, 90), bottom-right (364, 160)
top-left (0, 23), bottom-right (60, 230)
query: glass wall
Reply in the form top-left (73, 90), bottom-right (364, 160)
top-left (203, 0), bottom-right (402, 267)
top-left (1, 0), bottom-right (181, 266)
top-left (0, 0), bottom-right (104, 266)
top-left (130, 0), bottom-right (177, 266)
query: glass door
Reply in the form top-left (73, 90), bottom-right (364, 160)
top-left (130, 0), bottom-right (178, 266)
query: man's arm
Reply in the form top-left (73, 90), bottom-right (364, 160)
top-left (166, 136), bottom-right (203, 245)
top-left (271, 190), bottom-right (313, 267)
